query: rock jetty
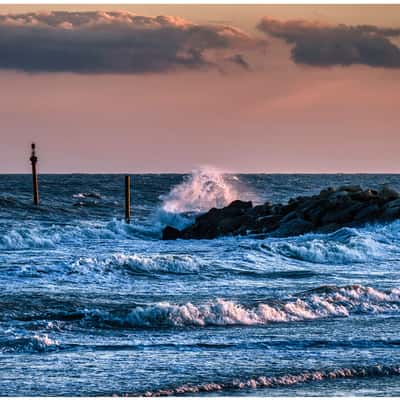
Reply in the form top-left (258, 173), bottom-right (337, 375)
top-left (162, 185), bottom-right (400, 240)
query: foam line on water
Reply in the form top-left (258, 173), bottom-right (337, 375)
top-left (71, 253), bottom-right (202, 275)
top-left (79, 285), bottom-right (400, 328)
top-left (0, 219), bottom-right (158, 250)
top-left (268, 221), bottom-right (400, 265)
top-left (141, 365), bottom-right (400, 396)
top-left (0, 334), bottom-right (60, 353)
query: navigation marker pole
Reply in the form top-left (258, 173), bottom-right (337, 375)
top-left (125, 175), bottom-right (131, 224)
top-left (30, 143), bottom-right (39, 206)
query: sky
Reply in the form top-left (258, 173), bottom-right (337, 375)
top-left (1, 4), bottom-right (400, 173)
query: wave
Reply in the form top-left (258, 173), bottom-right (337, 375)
top-left (0, 334), bottom-right (59, 353)
top-left (0, 219), bottom-right (157, 250)
top-left (141, 365), bottom-right (400, 396)
top-left (156, 167), bottom-right (253, 230)
top-left (160, 167), bottom-right (240, 215)
top-left (269, 222), bottom-right (400, 264)
top-left (0, 226), bottom-right (62, 250)
top-left (78, 285), bottom-right (400, 329)
top-left (72, 192), bottom-right (102, 199)
top-left (71, 253), bottom-right (201, 275)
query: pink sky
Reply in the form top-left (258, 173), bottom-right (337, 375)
top-left (1, 5), bottom-right (400, 173)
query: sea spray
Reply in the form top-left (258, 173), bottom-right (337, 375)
top-left (156, 167), bottom-right (251, 229)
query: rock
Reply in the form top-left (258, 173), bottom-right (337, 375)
top-left (257, 215), bottom-right (280, 233)
top-left (384, 198), bottom-right (400, 210)
top-left (329, 190), bottom-right (350, 200)
top-left (248, 202), bottom-right (272, 217)
top-left (378, 186), bottom-right (399, 201)
top-left (272, 218), bottom-right (314, 237)
top-left (383, 206), bottom-right (400, 220)
top-left (350, 189), bottom-right (377, 202)
top-left (338, 185), bottom-right (362, 193)
top-left (354, 204), bottom-right (381, 221)
top-left (162, 185), bottom-right (400, 240)
top-left (300, 199), bottom-right (331, 225)
top-left (162, 226), bottom-right (181, 240)
top-left (316, 223), bottom-right (341, 234)
top-left (320, 202), bottom-right (364, 225)
top-left (217, 215), bottom-right (253, 235)
top-left (226, 200), bottom-right (253, 211)
top-left (280, 210), bottom-right (298, 223)
top-left (319, 187), bottom-right (336, 197)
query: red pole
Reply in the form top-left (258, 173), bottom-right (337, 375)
top-left (30, 143), bottom-right (39, 205)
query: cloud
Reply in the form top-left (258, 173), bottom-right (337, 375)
top-left (227, 54), bottom-right (250, 70)
top-left (257, 16), bottom-right (400, 68)
top-left (0, 11), bottom-right (260, 74)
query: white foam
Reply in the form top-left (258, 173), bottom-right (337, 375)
top-left (143, 365), bottom-right (400, 396)
top-left (156, 167), bottom-right (243, 229)
top-left (9, 334), bottom-right (60, 353)
top-left (272, 226), bottom-right (394, 264)
top-left (0, 219), bottom-right (156, 250)
top-left (71, 253), bottom-right (201, 275)
top-left (86, 285), bottom-right (400, 328)
top-left (0, 226), bottom-right (61, 250)
top-left (160, 167), bottom-right (239, 214)
top-left (72, 192), bottom-right (101, 199)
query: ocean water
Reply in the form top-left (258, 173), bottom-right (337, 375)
top-left (1, 169), bottom-right (400, 396)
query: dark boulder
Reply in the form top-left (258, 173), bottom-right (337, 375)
top-left (354, 204), bottom-right (381, 221)
top-left (257, 215), bottom-right (281, 233)
top-left (248, 202), bottom-right (272, 217)
top-left (161, 185), bottom-right (400, 240)
top-left (378, 186), bottom-right (399, 201)
top-left (272, 217), bottom-right (314, 237)
top-left (162, 226), bottom-right (181, 240)
top-left (338, 185), bottom-right (362, 193)
top-left (320, 201), bottom-right (364, 225)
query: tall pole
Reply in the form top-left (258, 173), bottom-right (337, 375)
top-left (30, 143), bottom-right (39, 206)
top-left (125, 175), bottom-right (131, 224)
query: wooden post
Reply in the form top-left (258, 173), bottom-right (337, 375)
top-left (125, 175), bottom-right (131, 224)
top-left (30, 143), bottom-right (39, 206)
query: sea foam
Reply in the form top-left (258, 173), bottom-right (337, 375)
top-left (142, 365), bottom-right (400, 396)
top-left (80, 285), bottom-right (400, 329)
top-left (156, 167), bottom-right (245, 230)
top-left (71, 253), bottom-right (201, 275)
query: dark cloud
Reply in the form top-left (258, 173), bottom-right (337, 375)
top-left (0, 11), bottom-right (259, 73)
top-left (227, 54), bottom-right (250, 70)
top-left (257, 17), bottom-right (400, 68)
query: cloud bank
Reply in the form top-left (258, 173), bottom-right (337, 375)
top-left (258, 16), bottom-right (400, 68)
top-left (0, 11), bottom-right (258, 73)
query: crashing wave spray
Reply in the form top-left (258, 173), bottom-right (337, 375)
top-left (156, 166), bottom-right (243, 229)
top-left (161, 166), bottom-right (240, 214)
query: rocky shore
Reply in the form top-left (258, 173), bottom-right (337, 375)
top-left (162, 185), bottom-right (400, 240)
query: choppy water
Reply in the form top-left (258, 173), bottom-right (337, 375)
top-left (1, 169), bottom-right (400, 396)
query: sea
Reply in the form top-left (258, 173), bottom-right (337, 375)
top-left (1, 169), bottom-right (400, 396)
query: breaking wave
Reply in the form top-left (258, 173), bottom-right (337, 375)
top-left (71, 253), bottom-right (201, 275)
top-left (142, 365), bottom-right (400, 396)
top-left (269, 222), bottom-right (400, 264)
top-left (160, 167), bottom-right (239, 214)
top-left (80, 285), bottom-right (400, 329)
top-left (72, 192), bottom-right (102, 199)
top-left (156, 167), bottom-right (248, 230)
top-left (0, 219), bottom-right (157, 250)
top-left (0, 334), bottom-right (60, 353)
